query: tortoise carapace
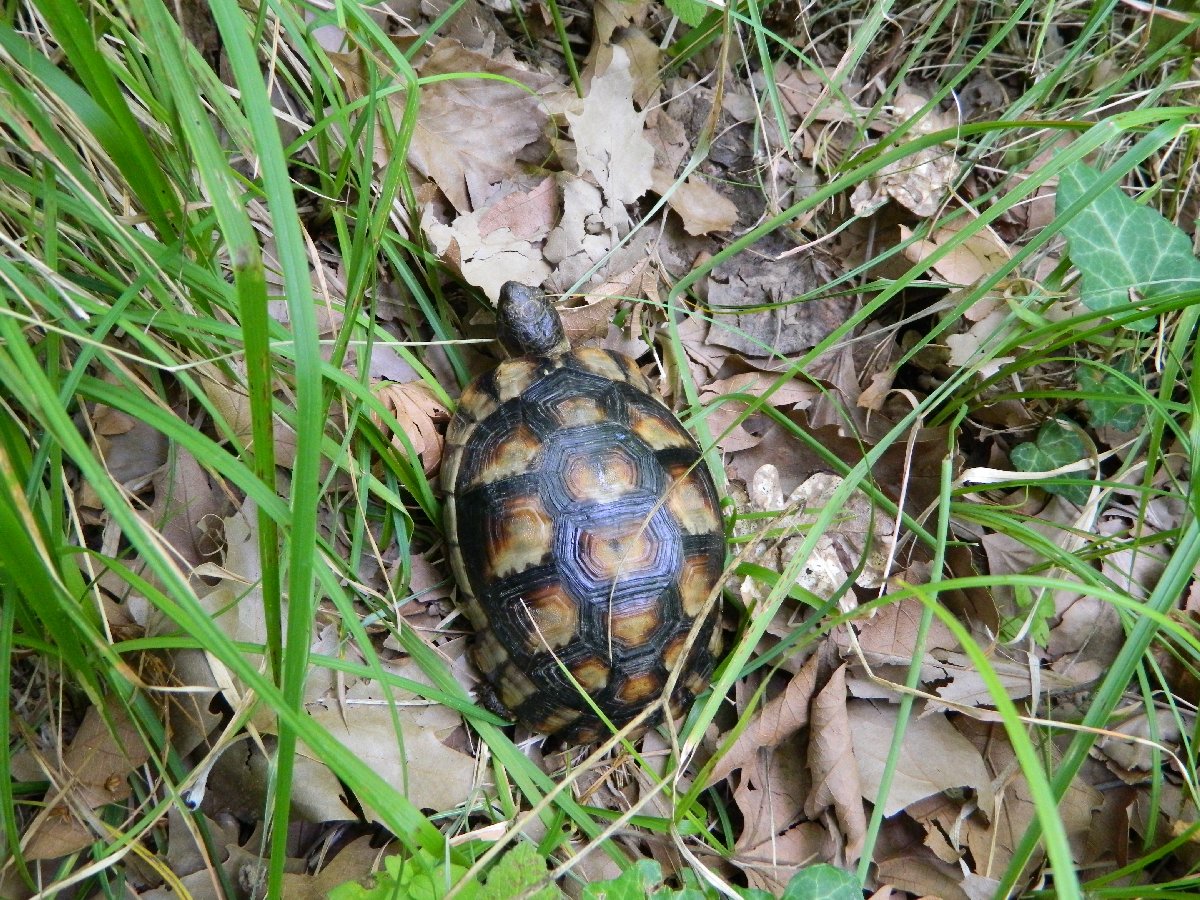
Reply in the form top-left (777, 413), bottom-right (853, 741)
top-left (442, 282), bottom-right (725, 744)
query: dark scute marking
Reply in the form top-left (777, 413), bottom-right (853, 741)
top-left (553, 497), bottom-right (682, 615)
top-left (476, 368), bottom-right (502, 404)
top-left (601, 382), bottom-right (629, 424)
top-left (682, 530), bottom-right (727, 571)
top-left (654, 444), bottom-right (704, 471)
top-left (521, 362), bottom-right (616, 405)
top-left (453, 399), bottom-right (527, 491)
top-left (454, 473), bottom-right (545, 594)
top-left (605, 348), bottom-right (637, 381)
top-left (479, 562), bottom-right (564, 670)
top-left (539, 422), bottom-right (661, 513)
top-left (515, 644), bottom-right (666, 733)
top-left (625, 389), bottom-right (692, 432)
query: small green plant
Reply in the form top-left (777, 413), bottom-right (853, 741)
top-left (329, 841), bottom-right (557, 900)
top-left (1010, 420), bottom-right (1092, 506)
top-left (999, 584), bottom-right (1056, 646)
top-left (664, 0), bottom-right (709, 27)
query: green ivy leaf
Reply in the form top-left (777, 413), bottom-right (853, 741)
top-left (1057, 161), bottom-right (1200, 331)
top-left (1010, 420), bottom-right (1091, 506)
top-left (583, 860), bottom-right (663, 899)
top-left (780, 864), bottom-right (862, 900)
top-left (1077, 365), bottom-right (1143, 432)
top-left (665, 0), bottom-right (709, 27)
top-left (481, 842), bottom-right (559, 900)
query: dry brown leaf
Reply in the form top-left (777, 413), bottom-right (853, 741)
top-left (958, 719), bottom-right (1103, 879)
top-left (198, 503), bottom-right (270, 651)
top-left (645, 107), bottom-right (688, 177)
top-left (78, 403), bottom-right (168, 512)
top-left (677, 310), bottom-right (730, 384)
top-left (738, 467), bottom-right (898, 609)
top-left (850, 92), bottom-right (959, 218)
top-left (542, 178), bottom-right (615, 283)
top-left (374, 381), bottom-right (451, 476)
top-left (651, 168), bottom-right (739, 236)
top-left (23, 698), bottom-right (152, 860)
top-left (423, 180), bottom-right (556, 300)
top-left (588, 26), bottom-right (661, 108)
top-left (477, 176), bottom-right (558, 242)
top-left (706, 237), bottom-right (839, 357)
top-left (304, 677), bottom-right (480, 817)
top-left (732, 731), bottom-right (810, 849)
top-left (874, 816), bottom-right (971, 900)
top-left (945, 306), bottom-right (1016, 376)
top-left (848, 701), bottom-right (994, 817)
top-left (1096, 709), bottom-right (1182, 778)
top-left (142, 449), bottom-right (228, 571)
top-left (775, 63), bottom-right (862, 125)
top-left (708, 646), bottom-right (823, 786)
top-left (838, 598), bottom-right (958, 672)
top-left (733, 822), bottom-right (833, 895)
top-left (1047, 590), bottom-right (1123, 686)
top-left (698, 371), bottom-right (818, 455)
top-left (405, 40), bottom-right (555, 213)
top-left (804, 665), bottom-right (867, 861)
top-left (280, 835), bottom-right (386, 899)
top-left (566, 45), bottom-right (654, 207)
top-left (900, 217), bottom-right (1011, 286)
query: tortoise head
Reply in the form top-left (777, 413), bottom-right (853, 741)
top-left (497, 282), bottom-right (570, 358)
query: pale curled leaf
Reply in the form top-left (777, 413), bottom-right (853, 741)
top-left (566, 45), bottom-right (654, 206)
top-left (373, 381), bottom-right (451, 476)
top-left (651, 167), bottom-right (738, 235)
top-left (405, 40), bottom-right (555, 213)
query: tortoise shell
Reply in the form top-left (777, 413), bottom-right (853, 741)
top-left (442, 282), bottom-right (725, 744)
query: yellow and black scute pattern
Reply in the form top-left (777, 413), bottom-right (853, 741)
top-left (443, 348), bottom-right (725, 745)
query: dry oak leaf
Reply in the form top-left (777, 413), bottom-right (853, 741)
top-left (848, 700), bottom-right (994, 817)
top-left (406, 40), bottom-right (556, 213)
top-left (566, 44), bottom-right (654, 206)
top-left (543, 177), bottom-right (617, 277)
top-left (958, 719), bottom-right (1102, 878)
top-left (700, 371), bottom-right (818, 454)
top-left (732, 730), bottom-right (811, 849)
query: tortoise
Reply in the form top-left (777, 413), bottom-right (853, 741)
top-left (441, 282), bottom-right (726, 744)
